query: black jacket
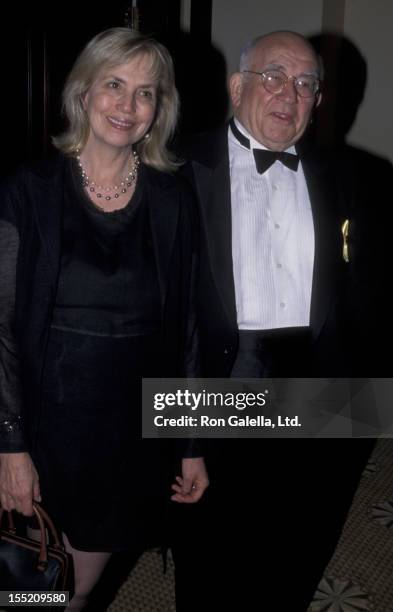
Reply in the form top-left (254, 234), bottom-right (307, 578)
top-left (0, 155), bottom-right (198, 453)
top-left (181, 124), bottom-right (359, 377)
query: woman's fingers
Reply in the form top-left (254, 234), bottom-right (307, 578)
top-left (0, 452), bottom-right (38, 515)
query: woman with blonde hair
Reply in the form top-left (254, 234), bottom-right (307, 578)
top-left (0, 27), bottom-right (208, 610)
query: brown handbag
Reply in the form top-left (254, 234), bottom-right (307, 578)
top-left (0, 502), bottom-right (72, 593)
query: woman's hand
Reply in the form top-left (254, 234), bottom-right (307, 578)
top-left (171, 457), bottom-right (209, 504)
top-left (0, 452), bottom-right (41, 516)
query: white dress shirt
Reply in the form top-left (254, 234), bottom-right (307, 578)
top-left (229, 118), bottom-right (315, 330)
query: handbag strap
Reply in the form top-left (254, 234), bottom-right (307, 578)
top-left (0, 504), bottom-right (48, 569)
top-left (0, 502), bottom-right (64, 570)
top-left (33, 502), bottom-right (63, 548)
top-left (32, 503), bottom-right (50, 569)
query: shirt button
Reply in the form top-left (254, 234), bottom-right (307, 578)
top-left (272, 185), bottom-right (278, 191)
top-left (280, 302), bottom-right (286, 308)
top-left (277, 263), bottom-right (282, 268)
top-left (274, 223), bottom-right (280, 229)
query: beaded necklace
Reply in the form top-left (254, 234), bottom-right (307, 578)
top-left (76, 149), bottom-right (140, 201)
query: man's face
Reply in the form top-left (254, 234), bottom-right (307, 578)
top-left (230, 33), bottom-right (321, 151)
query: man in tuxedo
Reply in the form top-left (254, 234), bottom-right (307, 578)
top-left (183, 31), bottom-right (375, 610)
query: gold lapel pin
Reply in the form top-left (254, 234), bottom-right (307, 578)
top-left (341, 219), bottom-right (349, 263)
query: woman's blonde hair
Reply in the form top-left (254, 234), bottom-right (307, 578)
top-left (53, 28), bottom-right (180, 172)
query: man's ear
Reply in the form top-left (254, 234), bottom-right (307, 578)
top-left (229, 72), bottom-right (244, 108)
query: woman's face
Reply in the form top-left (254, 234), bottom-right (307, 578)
top-left (83, 54), bottom-right (158, 152)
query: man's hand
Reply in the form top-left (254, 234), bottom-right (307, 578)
top-left (0, 452), bottom-right (41, 516)
top-left (171, 457), bottom-right (209, 503)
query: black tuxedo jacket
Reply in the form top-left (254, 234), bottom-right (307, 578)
top-left (182, 124), bottom-right (356, 377)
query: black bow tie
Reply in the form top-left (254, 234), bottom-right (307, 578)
top-left (253, 148), bottom-right (299, 173)
top-left (229, 117), bottom-right (299, 174)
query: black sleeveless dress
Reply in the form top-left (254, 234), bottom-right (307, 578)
top-left (32, 161), bottom-right (171, 552)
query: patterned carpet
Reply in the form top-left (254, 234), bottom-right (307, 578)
top-left (109, 439), bottom-right (393, 612)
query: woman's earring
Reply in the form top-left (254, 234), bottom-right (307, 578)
top-left (144, 132), bottom-right (150, 140)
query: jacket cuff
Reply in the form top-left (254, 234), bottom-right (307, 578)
top-left (177, 438), bottom-right (204, 458)
top-left (0, 416), bottom-right (27, 452)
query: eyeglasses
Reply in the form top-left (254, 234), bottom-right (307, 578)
top-left (242, 68), bottom-right (320, 98)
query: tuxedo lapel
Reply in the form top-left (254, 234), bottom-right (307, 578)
top-left (191, 136), bottom-right (237, 327)
top-left (301, 152), bottom-right (344, 339)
